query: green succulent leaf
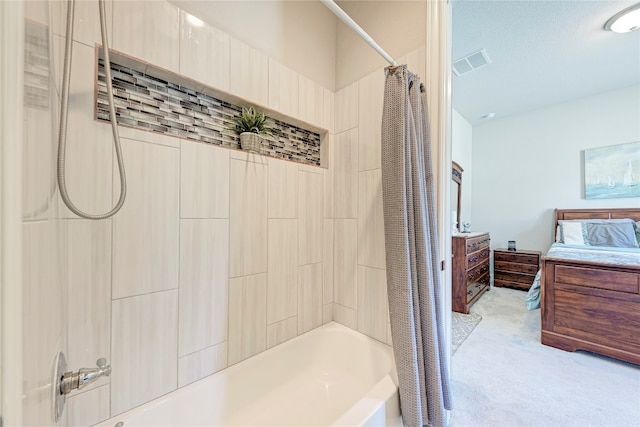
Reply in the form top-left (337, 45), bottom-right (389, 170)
top-left (230, 106), bottom-right (274, 137)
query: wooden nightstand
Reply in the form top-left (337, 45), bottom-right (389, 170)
top-left (493, 248), bottom-right (541, 291)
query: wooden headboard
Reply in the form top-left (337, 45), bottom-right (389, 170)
top-left (555, 208), bottom-right (640, 229)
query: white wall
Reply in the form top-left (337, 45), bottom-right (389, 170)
top-left (452, 109), bottom-right (473, 227)
top-left (171, 0), bottom-right (337, 90)
top-left (335, 1), bottom-right (426, 90)
top-left (471, 85), bottom-right (640, 254)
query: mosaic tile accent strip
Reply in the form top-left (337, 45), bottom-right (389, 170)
top-left (96, 59), bottom-right (321, 166)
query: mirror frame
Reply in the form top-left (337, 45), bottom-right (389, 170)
top-left (452, 161), bottom-right (463, 232)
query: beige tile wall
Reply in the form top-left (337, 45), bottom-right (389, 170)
top-left (358, 168), bottom-right (385, 269)
top-left (66, 385), bottom-right (110, 427)
top-left (51, 0), bottom-right (113, 47)
top-left (22, 107), bottom-right (51, 221)
top-left (266, 316), bottom-right (298, 349)
top-left (110, 290), bottom-right (179, 415)
top-left (59, 41), bottom-right (114, 220)
top-left (332, 128), bottom-right (359, 218)
top-left (22, 1), bottom-right (340, 423)
top-left (335, 81), bottom-right (359, 133)
top-left (229, 159), bottom-right (268, 278)
top-left (268, 158), bottom-right (298, 218)
top-left (178, 219), bottom-right (229, 357)
top-left (299, 75), bottom-right (325, 126)
top-left (298, 171), bottom-right (323, 265)
top-left (112, 1), bottom-right (181, 72)
top-left (357, 265), bottom-right (388, 343)
top-left (179, 10), bottom-right (230, 92)
top-left (65, 220), bottom-right (112, 393)
top-left (298, 262), bottom-right (323, 334)
top-left (269, 59), bottom-right (299, 118)
top-left (180, 141), bottom-right (230, 219)
top-left (229, 37), bottom-right (269, 106)
top-left (358, 70), bottom-right (384, 171)
top-left (334, 218), bottom-right (358, 309)
top-left (22, 221), bottom-right (64, 426)
top-left (267, 219), bottom-right (298, 324)
top-left (178, 342), bottom-right (228, 388)
top-left (329, 47), bottom-right (427, 346)
top-left (111, 138), bottom-right (180, 299)
top-left (228, 273), bottom-right (268, 365)
top-left (22, 1), bottom-right (422, 424)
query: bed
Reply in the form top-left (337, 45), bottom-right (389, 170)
top-left (539, 208), bottom-right (640, 365)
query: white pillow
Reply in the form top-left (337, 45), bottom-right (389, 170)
top-left (560, 221), bottom-right (587, 245)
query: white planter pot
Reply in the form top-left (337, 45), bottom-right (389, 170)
top-left (239, 132), bottom-right (262, 153)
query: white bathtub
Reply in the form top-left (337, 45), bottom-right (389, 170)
top-left (95, 322), bottom-right (401, 427)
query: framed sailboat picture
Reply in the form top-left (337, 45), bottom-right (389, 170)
top-left (584, 141), bottom-right (640, 200)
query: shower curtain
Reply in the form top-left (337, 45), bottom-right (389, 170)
top-left (381, 65), bottom-right (452, 427)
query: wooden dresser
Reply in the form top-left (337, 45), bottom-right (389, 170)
top-left (493, 249), bottom-right (541, 291)
top-left (452, 232), bottom-right (491, 314)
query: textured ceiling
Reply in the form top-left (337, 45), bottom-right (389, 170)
top-left (452, 0), bottom-right (640, 126)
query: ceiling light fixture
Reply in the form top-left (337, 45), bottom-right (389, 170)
top-left (604, 3), bottom-right (640, 33)
top-left (481, 113), bottom-right (495, 120)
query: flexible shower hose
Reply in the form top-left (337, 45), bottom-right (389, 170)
top-left (57, 0), bottom-right (126, 219)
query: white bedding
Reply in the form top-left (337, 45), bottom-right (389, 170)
top-left (544, 242), bottom-right (640, 266)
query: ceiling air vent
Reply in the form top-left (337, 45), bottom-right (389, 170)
top-left (452, 49), bottom-right (491, 76)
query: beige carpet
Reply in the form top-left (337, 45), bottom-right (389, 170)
top-left (452, 311), bottom-right (482, 354)
top-left (450, 287), bottom-right (640, 427)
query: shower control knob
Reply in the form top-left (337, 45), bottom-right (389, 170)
top-left (96, 358), bottom-right (107, 369)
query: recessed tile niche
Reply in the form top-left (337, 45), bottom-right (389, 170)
top-left (95, 49), bottom-right (324, 167)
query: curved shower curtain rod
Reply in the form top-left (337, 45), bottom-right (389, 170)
top-left (320, 0), bottom-right (399, 67)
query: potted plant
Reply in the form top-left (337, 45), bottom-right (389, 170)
top-left (232, 106), bottom-right (274, 153)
